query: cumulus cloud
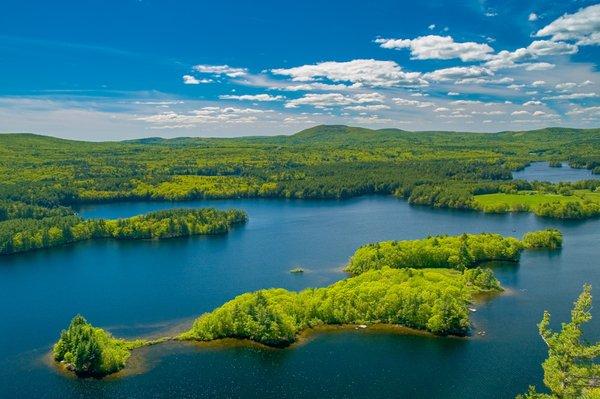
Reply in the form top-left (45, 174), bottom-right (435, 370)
top-left (485, 40), bottom-right (576, 70)
top-left (528, 13), bottom-right (538, 22)
top-left (183, 75), bottom-right (213, 85)
top-left (193, 64), bottom-right (248, 78)
top-left (272, 59), bottom-right (425, 87)
top-left (566, 106), bottom-right (600, 115)
top-left (525, 62), bottom-right (555, 71)
top-left (523, 100), bottom-right (544, 106)
top-left (344, 104), bottom-right (391, 111)
top-left (183, 75), bottom-right (201, 85)
top-left (392, 98), bottom-right (434, 107)
top-left (535, 4), bottom-right (600, 45)
top-left (219, 94), bottom-right (284, 101)
top-left (423, 66), bottom-right (493, 81)
top-left (136, 106), bottom-right (269, 126)
top-left (428, 24), bottom-right (436, 30)
top-left (544, 92), bottom-right (598, 100)
top-left (284, 92), bottom-right (385, 108)
top-left (375, 35), bottom-right (494, 61)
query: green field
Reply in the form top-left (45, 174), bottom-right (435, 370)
top-left (474, 190), bottom-right (600, 217)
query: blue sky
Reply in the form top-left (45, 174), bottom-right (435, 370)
top-left (0, 0), bottom-right (599, 139)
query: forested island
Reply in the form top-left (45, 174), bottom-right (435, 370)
top-left (0, 126), bottom-right (599, 230)
top-left (52, 229), bottom-right (560, 378)
top-left (346, 229), bottom-right (562, 275)
top-left (0, 208), bottom-right (247, 255)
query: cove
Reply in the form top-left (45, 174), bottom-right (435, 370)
top-left (1, 196), bottom-right (599, 398)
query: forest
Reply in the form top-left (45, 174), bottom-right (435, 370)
top-left (0, 208), bottom-right (247, 255)
top-left (180, 266), bottom-right (500, 346)
top-left (346, 229), bottom-right (562, 275)
top-left (0, 126), bottom-right (599, 232)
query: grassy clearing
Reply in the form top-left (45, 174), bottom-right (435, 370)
top-left (474, 190), bottom-right (600, 211)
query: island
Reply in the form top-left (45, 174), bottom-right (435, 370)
top-left (0, 208), bottom-right (247, 255)
top-left (52, 229), bottom-right (561, 378)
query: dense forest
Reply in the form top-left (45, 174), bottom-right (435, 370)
top-left (53, 229), bottom-right (563, 378)
top-left (180, 266), bottom-right (500, 346)
top-left (346, 229), bottom-right (562, 275)
top-left (0, 126), bottom-right (599, 232)
top-left (0, 208), bottom-right (247, 255)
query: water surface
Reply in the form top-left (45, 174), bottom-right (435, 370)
top-left (1, 197), bottom-right (598, 398)
top-left (513, 162), bottom-right (599, 182)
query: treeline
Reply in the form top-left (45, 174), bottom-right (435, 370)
top-left (345, 230), bottom-right (562, 276)
top-left (0, 208), bottom-right (247, 255)
top-left (0, 200), bottom-right (73, 221)
top-left (533, 201), bottom-right (600, 219)
top-left (1, 127), bottom-right (599, 219)
top-left (180, 266), bottom-right (500, 347)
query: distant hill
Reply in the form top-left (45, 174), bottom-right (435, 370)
top-left (0, 125), bottom-right (598, 147)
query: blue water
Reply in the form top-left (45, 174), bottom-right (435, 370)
top-left (513, 162), bottom-right (599, 182)
top-left (1, 196), bottom-right (599, 398)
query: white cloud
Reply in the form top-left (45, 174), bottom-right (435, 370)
top-left (485, 40), bottom-right (576, 70)
top-left (528, 13), bottom-right (538, 22)
top-left (555, 81), bottom-right (595, 90)
top-left (375, 35), bottom-right (494, 61)
top-left (284, 92), bottom-right (385, 108)
top-left (447, 91), bottom-right (460, 96)
top-left (512, 110), bottom-right (530, 115)
top-left (344, 104), bottom-right (391, 111)
top-left (193, 64), bottom-right (248, 78)
top-left (544, 92), bottom-right (598, 100)
top-left (219, 94), bottom-right (284, 102)
top-left (136, 106), bottom-right (270, 126)
top-left (428, 24), bottom-right (436, 30)
top-left (183, 75), bottom-right (200, 85)
top-left (392, 98), bottom-right (434, 107)
top-left (555, 82), bottom-right (577, 90)
top-left (525, 62), bottom-right (555, 71)
top-left (536, 4), bottom-right (600, 45)
top-left (434, 107), bottom-right (450, 112)
top-left (452, 100), bottom-right (482, 105)
top-left (183, 75), bottom-right (212, 85)
top-left (523, 100), bottom-right (544, 106)
top-left (423, 66), bottom-right (493, 81)
top-left (566, 106), bottom-right (600, 115)
top-left (531, 80), bottom-right (546, 86)
top-left (272, 59), bottom-right (425, 87)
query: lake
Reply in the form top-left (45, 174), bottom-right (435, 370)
top-left (513, 162), bottom-right (599, 182)
top-left (1, 196), bottom-right (599, 398)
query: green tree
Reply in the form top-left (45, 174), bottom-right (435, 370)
top-left (518, 285), bottom-right (600, 398)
